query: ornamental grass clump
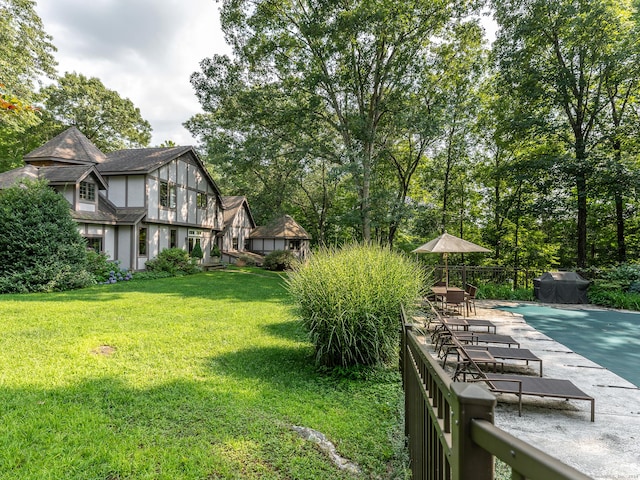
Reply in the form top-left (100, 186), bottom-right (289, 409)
top-left (287, 243), bottom-right (425, 368)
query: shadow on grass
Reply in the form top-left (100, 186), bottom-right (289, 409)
top-left (0, 373), bottom-right (355, 479)
top-left (261, 320), bottom-right (309, 343)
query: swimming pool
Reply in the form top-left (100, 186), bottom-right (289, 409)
top-left (495, 304), bottom-right (640, 387)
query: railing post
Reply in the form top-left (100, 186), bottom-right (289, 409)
top-left (450, 383), bottom-right (496, 480)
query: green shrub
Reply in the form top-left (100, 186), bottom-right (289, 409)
top-left (287, 243), bottom-right (425, 368)
top-left (86, 250), bottom-right (132, 283)
top-left (263, 249), bottom-right (297, 270)
top-left (0, 180), bottom-right (92, 293)
top-left (145, 248), bottom-right (199, 275)
top-left (588, 282), bottom-right (640, 310)
top-left (477, 283), bottom-right (534, 301)
top-left (190, 241), bottom-right (203, 260)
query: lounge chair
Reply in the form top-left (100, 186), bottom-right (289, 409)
top-left (467, 346), bottom-right (543, 376)
top-left (481, 374), bottom-right (595, 422)
top-left (433, 329), bottom-right (520, 355)
top-left (438, 315), bottom-right (497, 333)
top-left (455, 345), bottom-right (595, 421)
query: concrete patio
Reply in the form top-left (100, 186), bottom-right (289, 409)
top-left (421, 300), bottom-right (640, 480)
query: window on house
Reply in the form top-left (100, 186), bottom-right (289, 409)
top-left (197, 192), bottom-right (207, 208)
top-left (160, 181), bottom-right (176, 208)
top-left (170, 229), bottom-right (177, 248)
top-left (79, 182), bottom-right (95, 201)
top-left (139, 227), bottom-right (147, 256)
top-left (244, 238), bottom-right (250, 251)
top-left (232, 237), bottom-right (239, 250)
top-left (289, 240), bottom-right (301, 251)
top-left (85, 237), bottom-right (103, 252)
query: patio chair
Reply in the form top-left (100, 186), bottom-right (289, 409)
top-left (465, 284), bottom-right (478, 315)
top-left (443, 289), bottom-right (466, 317)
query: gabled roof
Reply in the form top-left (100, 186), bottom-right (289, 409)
top-left (38, 165), bottom-right (108, 190)
top-left (98, 146), bottom-right (223, 202)
top-left (99, 146), bottom-right (193, 174)
top-left (24, 126), bottom-right (107, 165)
top-left (250, 215), bottom-right (311, 240)
top-left (222, 195), bottom-right (256, 229)
top-left (0, 164), bottom-right (107, 190)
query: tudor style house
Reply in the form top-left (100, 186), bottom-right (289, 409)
top-left (0, 127), bottom-right (313, 270)
top-left (0, 127), bottom-right (223, 270)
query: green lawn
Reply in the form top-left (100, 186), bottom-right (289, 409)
top-left (0, 268), bottom-right (407, 479)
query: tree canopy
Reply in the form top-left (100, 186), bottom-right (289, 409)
top-left (186, 0), bottom-right (640, 272)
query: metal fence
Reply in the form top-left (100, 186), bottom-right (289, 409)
top-left (430, 265), bottom-right (543, 289)
top-left (400, 306), bottom-right (593, 480)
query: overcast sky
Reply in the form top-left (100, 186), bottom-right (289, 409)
top-left (35, 0), bottom-right (231, 147)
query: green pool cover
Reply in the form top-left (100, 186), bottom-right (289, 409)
top-left (495, 304), bottom-right (640, 387)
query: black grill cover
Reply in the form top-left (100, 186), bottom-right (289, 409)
top-left (533, 272), bottom-right (589, 304)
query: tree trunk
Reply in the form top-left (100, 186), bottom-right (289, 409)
top-left (575, 137), bottom-right (588, 268)
top-left (613, 140), bottom-right (626, 263)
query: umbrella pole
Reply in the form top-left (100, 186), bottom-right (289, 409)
top-left (445, 253), bottom-right (449, 287)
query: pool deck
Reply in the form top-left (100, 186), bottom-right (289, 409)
top-left (462, 301), bottom-right (640, 480)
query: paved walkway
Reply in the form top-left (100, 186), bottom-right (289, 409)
top-left (464, 301), bottom-right (640, 480)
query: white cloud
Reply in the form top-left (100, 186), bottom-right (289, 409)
top-left (35, 0), bottom-right (231, 146)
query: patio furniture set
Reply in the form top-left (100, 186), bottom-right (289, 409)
top-left (417, 295), bottom-right (595, 422)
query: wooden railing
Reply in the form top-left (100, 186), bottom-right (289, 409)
top-left (400, 306), bottom-right (593, 480)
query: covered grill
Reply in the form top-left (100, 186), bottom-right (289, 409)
top-left (533, 271), bottom-right (589, 304)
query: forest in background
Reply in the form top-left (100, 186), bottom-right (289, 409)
top-left (3, 0), bottom-right (640, 274)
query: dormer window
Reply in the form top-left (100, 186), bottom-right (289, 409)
top-left (79, 182), bottom-right (95, 201)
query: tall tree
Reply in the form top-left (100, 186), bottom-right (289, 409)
top-left (492, 0), bottom-right (632, 267)
top-left (39, 72), bottom-right (152, 152)
top-left (190, 0), bottom-right (474, 242)
top-left (0, 0), bottom-right (56, 119)
top-left (0, 0), bottom-right (57, 171)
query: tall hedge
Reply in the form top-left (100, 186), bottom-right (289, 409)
top-left (287, 243), bottom-right (425, 368)
top-left (0, 180), bottom-right (93, 293)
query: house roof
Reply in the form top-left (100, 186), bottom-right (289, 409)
top-left (71, 197), bottom-right (146, 226)
top-left (250, 215), bottom-right (311, 240)
top-left (38, 165), bottom-right (108, 190)
top-left (0, 165), bottom-right (39, 188)
top-left (0, 164), bottom-right (107, 190)
top-left (24, 126), bottom-right (107, 165)
top-left (98, 146), bottom-right (223, 202)
top-left (99, 146), bottom-right (193, 174)
top-left (222, 195), bottom-right (256, 229)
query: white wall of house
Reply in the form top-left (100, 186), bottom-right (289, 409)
top-left (77, 222), bottom-right (117, 264)
top-left (59, 185), bottom-right (74, 205)
top-left (117, 228), bottom-right (132, 270)
top-left (222, 206), bottom-right (253, 252)
top-left (105, 176), bottom-right (146, 208)
top-left (145, 155), bottom-right (219, 229)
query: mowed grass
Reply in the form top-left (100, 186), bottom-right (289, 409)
top-left (0, 268), bottom-right (406, 479)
